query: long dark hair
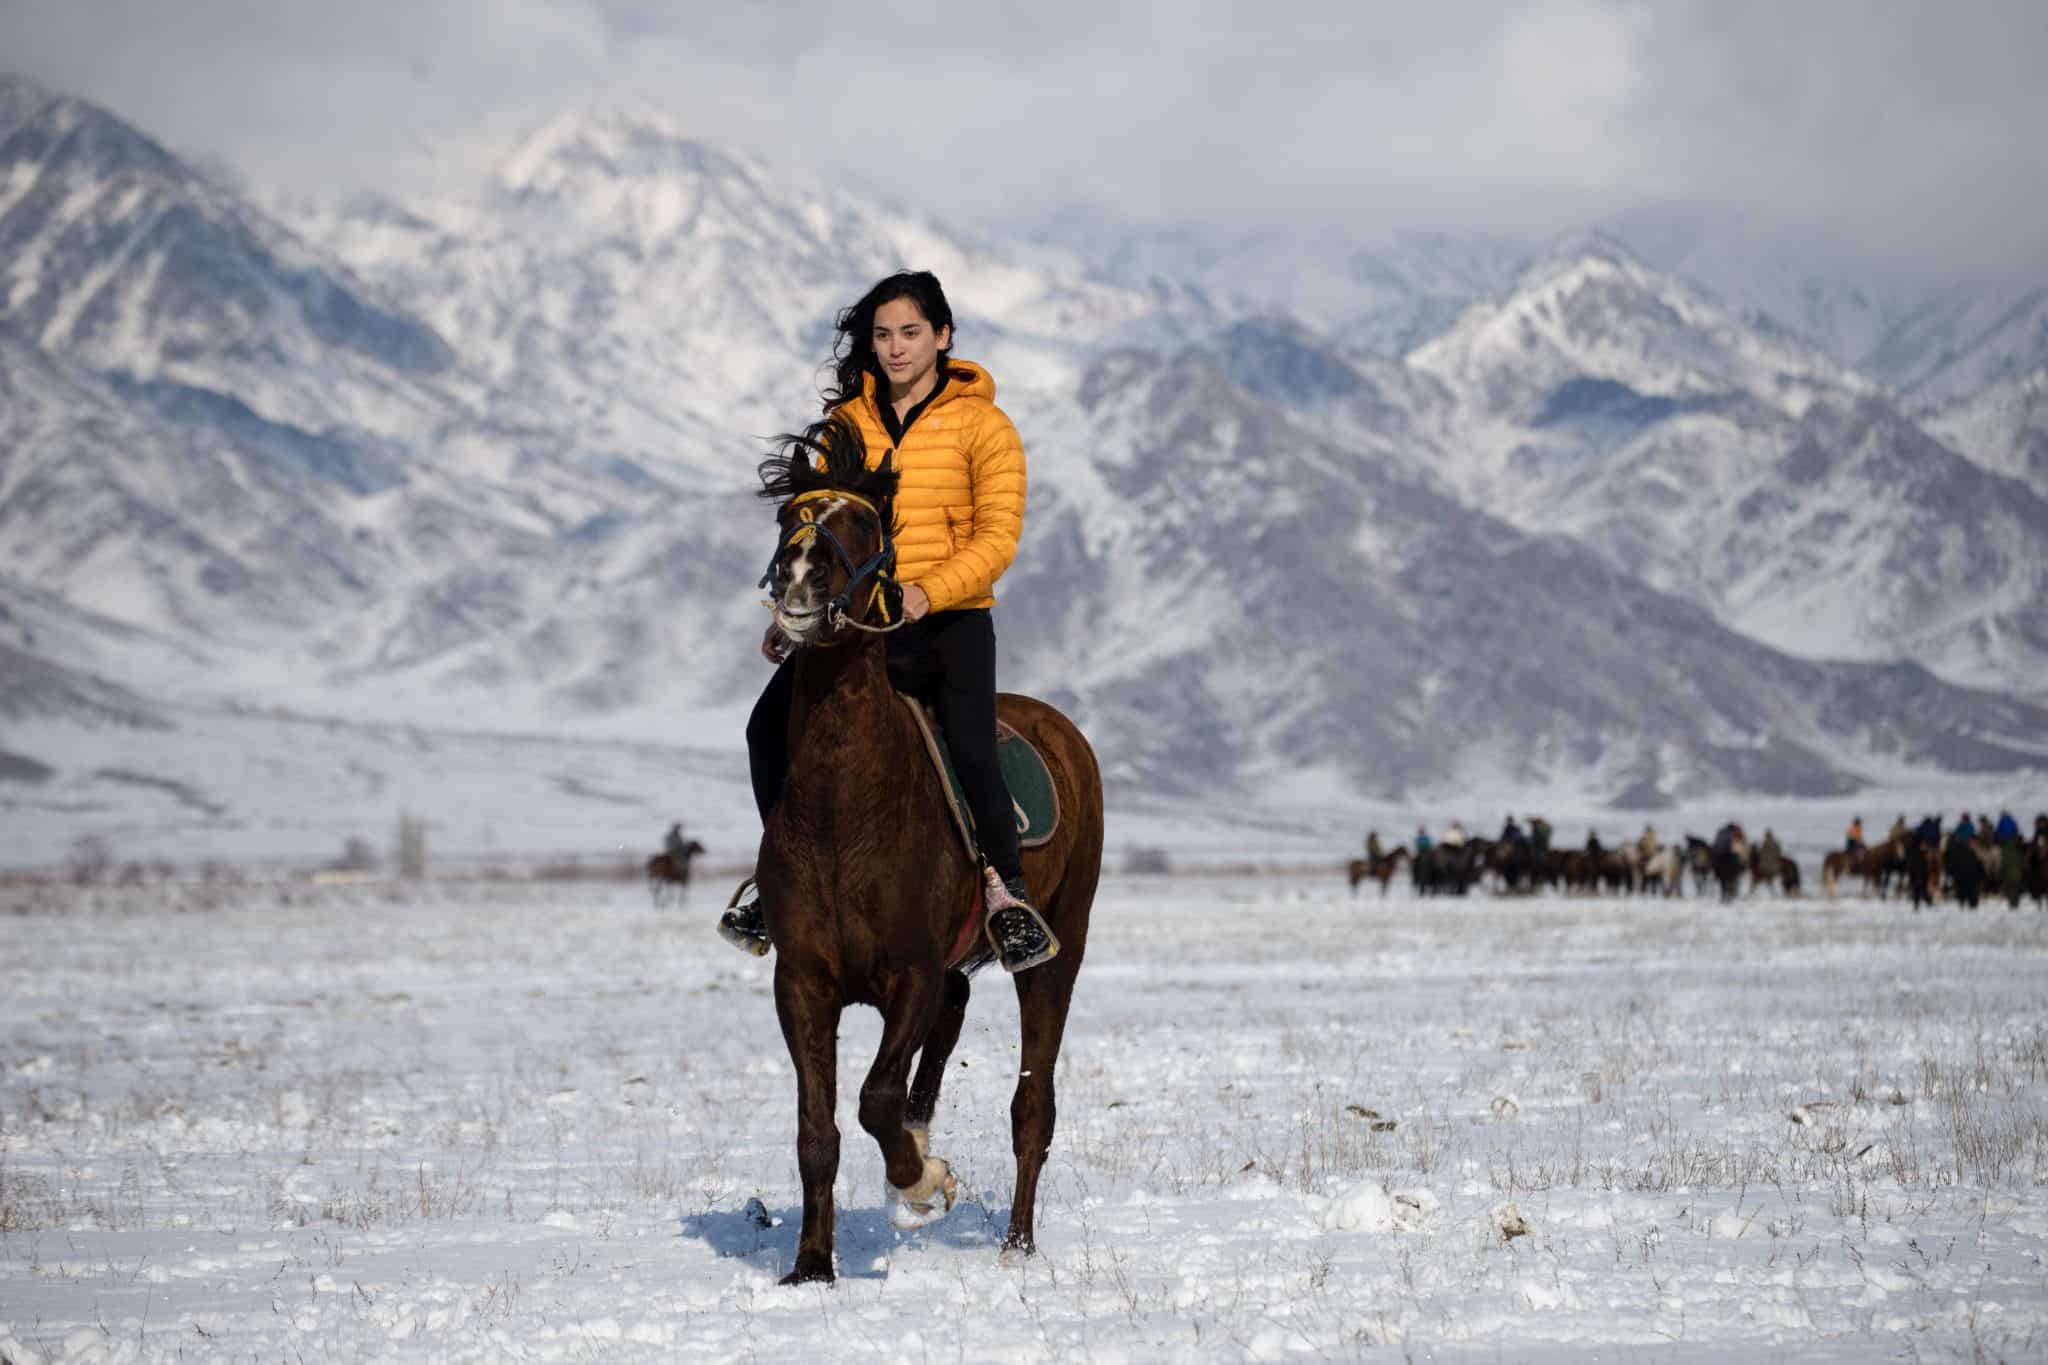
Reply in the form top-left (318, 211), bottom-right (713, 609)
top-left (820, 271), bottom-right (955, 413)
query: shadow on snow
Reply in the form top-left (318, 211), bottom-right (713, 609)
top-left (678, 1195), bottom-right (1012, 1278)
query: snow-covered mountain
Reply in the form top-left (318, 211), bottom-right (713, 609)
top-left (1867, 288), bottom-right (2048, 403)
top-left (994, 345), bottom-right (2048, 803)
top-left (0, 76), bottom-right (457, 438)
top-left (1925, 367), bottom-right (2048, 497)
top-left (0, 85), bottom-right (734, 704)
top-left (1398, 247), bottom-right (2048, 690)
top-left (5, 74), bottom-right (2045, 828)
top-left (273, 110), bottom-right (1185, 486)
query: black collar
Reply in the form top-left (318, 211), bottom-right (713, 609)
top-left (880, 368), bottom-right (949, 445)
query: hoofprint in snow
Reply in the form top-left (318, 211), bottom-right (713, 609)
top-left (4, 876), bottom-right (2045, 1362)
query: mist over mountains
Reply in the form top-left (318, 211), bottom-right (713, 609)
top-left (3, 72), bottom-right (2044, 832)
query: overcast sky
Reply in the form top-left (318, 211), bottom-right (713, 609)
top-left (5, 0), bottom-right (2044, 277)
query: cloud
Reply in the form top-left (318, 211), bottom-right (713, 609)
top-left (3, 0), bottom-right (2043, 276)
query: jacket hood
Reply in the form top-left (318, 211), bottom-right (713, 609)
top-left (855, 359), bottom-right (996, 410)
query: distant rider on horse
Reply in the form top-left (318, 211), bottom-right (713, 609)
top-left (720, 270), bottom-right (1057, 973)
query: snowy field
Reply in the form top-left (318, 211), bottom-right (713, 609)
top-left (4, 875), bottom-right (2046, 1362)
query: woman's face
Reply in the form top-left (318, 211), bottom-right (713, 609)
top-left (871, 297), bottom-right (950, 398)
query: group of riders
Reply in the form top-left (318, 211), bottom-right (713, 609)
top-left (1356, 809), bottom-right (2048, 907)
top-left (1361, 816), bottom-right (1731, 898)
top-left (1830, 809), bottom-right (2048, 909)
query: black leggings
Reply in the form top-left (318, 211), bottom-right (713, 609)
top-left (746, 608), bottom-right (1024, 882)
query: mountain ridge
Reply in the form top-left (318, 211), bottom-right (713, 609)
top-left (4, 76), bottom-right (2043, 818)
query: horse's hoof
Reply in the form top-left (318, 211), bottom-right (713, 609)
top-left (780, 1259), bottom-right (835, 1286)
top-left (889, 1157), bottom-right (957, 1230)
top-left (998, 1235), bottom-right (1037, 1267)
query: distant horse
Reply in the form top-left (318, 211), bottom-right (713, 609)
top-left (1683, 836), bottom-right (1713, 896)
top-left (1997, 840), bottom-right (2027, 908)
top-left (1820, 845), bottom-right (1865, 899)
top-left (1904, 839), bottom-right (1934, 910)
top-left (1944, 838), bottom-right (1987, 909)
top-left (1414, 843), bottom-right (1482, 896)
top-left (1747, 845), bottom-right (1799, 897)
top-left (1821, 838), bottom-right (1898, 899)
top-left (1565, 848), bottom-right (1632, 895)
top-left (2027, 838), bottom-right (2048, 909)
top-left (1487, 840), bottom-right (1542, 894)
top-left (1640, 845), bottom-right (1683, 897)
top-left (1347, 847), bottom-right (1409, 897)
top-left (646, 839), bottom-right (705, 907)
top-left (1594, 849), bottom-right (1635, 894)
top-left (1710, 833), bottom-right (1746, 904)
top-left (751, 418), bottom-right (1104, 1283)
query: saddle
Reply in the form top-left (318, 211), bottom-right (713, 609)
top-left (899, 694), bottom-right (1060, 971)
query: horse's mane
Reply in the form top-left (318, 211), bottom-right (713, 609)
top-left (757, 415), bottom-right (898, 525)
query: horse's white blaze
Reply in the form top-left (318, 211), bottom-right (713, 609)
top-left (776, 498), bottom-right (851, 639)
top-left (786, 537), bottom-right (818, 599)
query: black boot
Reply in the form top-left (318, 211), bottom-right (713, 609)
top-left (718, 877), bottom-right (771, 956)
top-left (983, 868), bottom-right (1058, 973)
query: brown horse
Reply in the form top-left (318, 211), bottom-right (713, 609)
top-left (1821, 838), bottom-right (1896, 899)
top-left (1820, 846), bottom-right (1860, 898)
top-left (1747, 844), bottom-right (1800, 897)
top-left (752, 419), bottom-right (1103, 1284)
top-left (646, 840), bottom-right (705, 907)
top-left (1347, 847), bottom-right (1408, 896)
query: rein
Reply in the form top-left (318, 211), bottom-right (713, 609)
top-left (760, 488), bottom-right (905, 638)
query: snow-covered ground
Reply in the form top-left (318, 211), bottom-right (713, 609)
top-left (4, 875), bottom-right (2046, 1361)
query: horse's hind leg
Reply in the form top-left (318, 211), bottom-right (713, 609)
top-left (859, 975), bottom-right (955, 1225)
top-left (774, 963), bottom-right (843, 1285)
top-left (1004, 953), bottom-right (1081, 1257)
top-left (905, 971), bottom-right (971, 1135)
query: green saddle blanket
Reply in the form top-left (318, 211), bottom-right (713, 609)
top-left (901, 695), bottom-right (1059, 861)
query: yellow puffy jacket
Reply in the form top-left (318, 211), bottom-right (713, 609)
top-left (833, 359), bottom-right (1026, 613)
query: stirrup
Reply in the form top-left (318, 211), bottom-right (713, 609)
top-left (718, 877), bottom-right (771, 957)
top-left (983, 871), bottom-right (1059, 973)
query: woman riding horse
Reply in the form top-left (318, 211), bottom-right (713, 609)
top-left (720, 271), bottom-right (1056, 973)
top-left (737, 411), bottom-right (1103, 1282)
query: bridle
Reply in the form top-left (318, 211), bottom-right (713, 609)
top-left (759, 488), bottom-right (903, 635)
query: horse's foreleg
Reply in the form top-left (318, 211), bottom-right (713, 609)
top-left (774, 962), bottom-right (842, 1285)
top-left (859, 975), bottom-right (952, 1222)
top-left (1003, 953), bottom-right (1081, 1257)
top-left (905, 971), bottom-right (971, 1134)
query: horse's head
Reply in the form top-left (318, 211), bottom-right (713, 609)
top-left (756, 416), bottom-right (901, 647)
